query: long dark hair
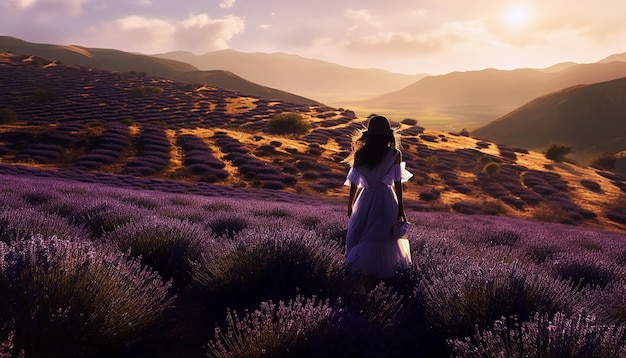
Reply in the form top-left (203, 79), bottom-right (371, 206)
top-left (344, 130), bottom-right (400, 169)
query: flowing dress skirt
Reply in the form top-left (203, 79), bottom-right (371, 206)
top-left (345, 186), bottom-right (412, 279)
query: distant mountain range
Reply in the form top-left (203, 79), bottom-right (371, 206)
top-left (0, 36), bottom-right (318, 105)
top-left (472, 77), bottom-right (626, 161)
top-left (156, 48), bottom-right (626, 132)
top-left (349, 59), bottom-right (626, 129)
top-left (154, 49), bottom-right (426, 104)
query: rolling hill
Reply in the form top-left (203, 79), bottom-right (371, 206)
top-left (154, 49), bottom-right (426, 104)
top-left (1, 52), bottom-right (625, 233)
top-left (471, 77), bottom-right (626, 161)
top-left (599, 51), bottom-right (626, 63)
top-left (351, 60), bottom-right (626, 130)
top-left (0, 36), bottom-right (318, 105)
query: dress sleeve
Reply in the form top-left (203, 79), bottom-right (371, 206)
top-left (344, 167), bottom-right (369, 187)
top-left (382, 162), bottom-right (413, 185)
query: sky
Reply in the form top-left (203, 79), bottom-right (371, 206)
top-left (1, 0), bottom-right (625, 75)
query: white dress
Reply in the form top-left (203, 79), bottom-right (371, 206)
top-left (344, 148), bottom-right (413, 279)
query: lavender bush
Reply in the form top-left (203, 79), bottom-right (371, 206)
top-left (105, 216), bottom-right (213, 289)
top-left (414, 257), bottom-right (583, 340)
top-left (207, 286), bottom-right (401, 358)
top-left (0, 237), bottom-right (174, 357)
top-left (192, 227), bottom-right (345, 313)
top-left (70, 199), bottom-right (153, 238)
top-left (547, 251), bottom-right (626, 289)
top-left (450, 313), bottom-right (626, 357)
top-left (206, 296), bottom-right (335, 357)
top-left (0, 206), bottom-right (87, 243)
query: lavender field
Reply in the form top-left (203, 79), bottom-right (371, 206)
top-left (1, 172), bottom-right (626, 357)
top-left (2, 50), bottom-right (626, 357)
top-left (2, 52), bottom-right (626, 235)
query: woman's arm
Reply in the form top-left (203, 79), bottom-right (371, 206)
top-left (394, 151), bottom-right (407, 221)
top-left (348, 183), bottom-right (357, 218)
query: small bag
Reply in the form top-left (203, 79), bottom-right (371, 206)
top-left (392, 220), bottom-right (411, 240)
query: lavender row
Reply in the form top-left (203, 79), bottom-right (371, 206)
top-left (213, 131), bottom-right (294, 190)
top-left (0, 163), bottom-right (319, 205)
top-left (123, 123), bottom-right (171, 176)
top-left (176, 133), bottom-right (228, 183)
top-left (0, 121), bottom-right (84, 164)
top-left (76, 121), bottom-right (132, 170)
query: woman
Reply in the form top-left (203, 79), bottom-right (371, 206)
top-left (343, 115), bottom-right (413, 279)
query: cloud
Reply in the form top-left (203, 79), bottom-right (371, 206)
top-left (340, 18), bottom-right (492, 56)
top-left (219, 0), bottom-right (235, 9)
top-left (347, 31), bottom-right (444, 54)
top-left (91, 13), bottom-right (245, 54)
top-left (3, 0), bottom-right (87, 16)
top-left (176, 13), bottom-right (245, 51)
top-left (344, 8), bottom-right (381, 27)
top-left (13, 0), bottom-right (36, 8)
top-left (97, 15), bottom-right (176, 52)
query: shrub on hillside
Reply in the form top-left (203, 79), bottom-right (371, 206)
top-left (544, 143), bottom-right (572, 162)
top-left (532, 202), bottom-right (569, 223)
top-left (0, 237), bottom-right (174, 357)
top-left (591, 151), bottom-right (617, 171)
top-left (484, 162), bottom-right (500, 177)
top-left (129, 86), bottom-right (162, 98)
top-left (401, 118), bottom-right (418, 125)
top-left (267, 112), bottom-right (311, 136)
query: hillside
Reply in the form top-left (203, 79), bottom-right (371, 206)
top-left (0, 36), bottom-right (318, 106)
top-left (349, 60), bottom-right (626, 130)
top-left (154, 49), bottom-right (426, 104)
top-left (471, 77), bottom-right (626, 160)
top-left (1, 52), bottom-right (625, 233)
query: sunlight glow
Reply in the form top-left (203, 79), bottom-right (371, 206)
top-left (505, 5), bottom-right (531, 28)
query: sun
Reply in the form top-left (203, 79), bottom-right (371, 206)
top-left (505, 5), bottom-right (531, 28)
